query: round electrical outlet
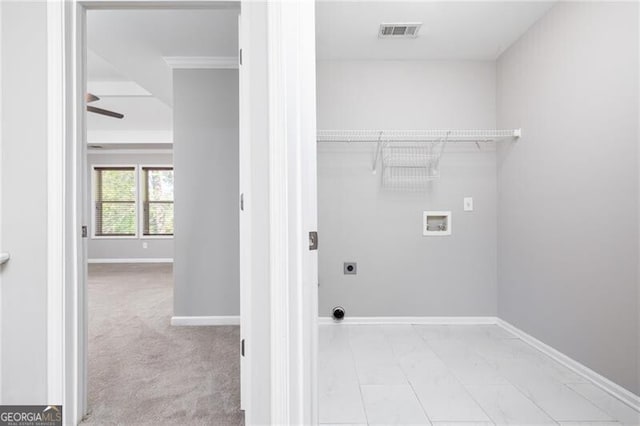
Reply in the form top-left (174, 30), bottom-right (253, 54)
top-left (332, 306), bottom-right (345, 321)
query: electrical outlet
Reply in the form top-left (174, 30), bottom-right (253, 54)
top-left (464, 197), bottom-right (474, 212)
top-left (344, 262), bottom-right (357, 275)
top-left (142, 242), bottom-right (148, 249)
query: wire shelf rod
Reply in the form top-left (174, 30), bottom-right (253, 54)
top-left (317, 129), bottom-right (521, 142)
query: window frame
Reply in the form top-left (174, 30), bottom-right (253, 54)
top-left (91, 164), bottom-right (139, 239)
top-left (91, 163), bottom-right (175, 240)
top-left (139, 164), bottom-right (174, 239)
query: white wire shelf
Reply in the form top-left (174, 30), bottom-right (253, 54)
top-left (317, 129), bottom-right (521, 142)
top-left (317, 129), bottom-right (522, 182)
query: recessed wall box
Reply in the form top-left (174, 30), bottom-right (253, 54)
top-left (344, 262), bottom-right (357, 275)
top-left (423, 211), bottom-right (452, 236)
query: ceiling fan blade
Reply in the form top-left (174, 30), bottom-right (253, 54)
top-left (86, 93), bottom-right (100, 103)
top-left (87, 105), bottom-right (124, 119)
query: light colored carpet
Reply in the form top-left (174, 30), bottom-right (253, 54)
top-left (82, 263), bottom-right (244, 426)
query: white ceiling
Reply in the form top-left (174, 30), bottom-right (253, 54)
top-left (87, 9), bottom-right (239, 105)
top-left (86, 8), bottom-right (239, 141)
top-left (316, 1), bottom-right (555, 60)
top-left (86, 2), bottom-right (555, 143)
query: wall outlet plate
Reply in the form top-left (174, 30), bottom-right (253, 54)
top-left (344, 262), bottom-right (357, 275)
top-left (464, 197), bottom-right (474, 211)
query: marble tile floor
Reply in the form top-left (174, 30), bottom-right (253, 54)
top-left (319, 324), bottom-right (640, 426)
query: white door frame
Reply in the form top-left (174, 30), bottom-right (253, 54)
top-left (238, 6), bottom-right (251, 413)
top-left (265, 1), bottom-right (318, 423)
top-left (0, 0), bottom-right (3, 405)
top-left (47, 1), bottom-right (318, 424)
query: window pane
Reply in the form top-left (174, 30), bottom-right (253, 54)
top-left (95, 167), bottom-right (137, 236)
top-left (97, 202), bottom-right (136, 235)
top-left (100, 169), bottom-right (136, 201)
top-left (148, 202), bottom-right (174, 235)
top-left (146, 169), bottom-right (174, 202)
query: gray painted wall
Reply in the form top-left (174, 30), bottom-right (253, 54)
top-left (0, 1), bottom-right (48, 403)
top-left (317, 61), bottom-right (498, 317)
top-left (173, 69), bottom-right (239, 317)
top-left (497, 2), bottom-right (639, 393)
top-left (87, 152), bottom-right (174, 261)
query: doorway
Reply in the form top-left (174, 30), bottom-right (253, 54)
top-left (81, 5), bottom-right (243, 424)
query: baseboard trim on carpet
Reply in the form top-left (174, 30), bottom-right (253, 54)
top-left (88, 258), bottom-right (174, 264)
top-left (496, 318), bottom-right (640, 412)
top-left (171, 316), bottom-right (240, 326)
top-left (318, 316), bottom-right (498, 325)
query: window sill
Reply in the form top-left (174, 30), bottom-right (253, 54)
top-left (90, 235), bottom-right (174, 241)
top-left (91, 236), bottom-right (139, 240)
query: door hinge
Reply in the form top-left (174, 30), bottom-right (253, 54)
top-left (241, 339), bottom-right (245, 357)
top-left (239, 48), bottom-right (243, 66)
top-left (240, 193), bottom-right (244, 211)
top-left (82, 226), bottom-right (88, 238)
top-left (309, 231), bottom-right (318, 251)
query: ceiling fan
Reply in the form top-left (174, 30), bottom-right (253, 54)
top-left (86, 93), bottom-right (124, 119)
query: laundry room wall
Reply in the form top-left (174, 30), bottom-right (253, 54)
top-left (317, 60), bottom-right (498, 317)
top-left (496, 1), bottom-right (640, 394)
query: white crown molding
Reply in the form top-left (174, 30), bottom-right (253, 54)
top-left (88, 149), bottom-right (173, 155)
top-left (87, 258), bottom-right (173, 264)
top-left (171, 316), bottom-right (240, 326)
top-left (163, 56), bottom-right (239, 69)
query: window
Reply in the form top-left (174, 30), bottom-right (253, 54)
top-left (94, 167), bottom-right (137, 237)
top-left (92, 165), bottom-right (174, 238)
top-left (142, 167), bottom-right (174, 236)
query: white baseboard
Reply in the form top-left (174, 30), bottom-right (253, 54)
top-left (496, 318), bottom-right (640, 412)
top-left (318, 316), bottom-right (498, 325)
top-left (88, 258), bottom-right (173, 264)
top-left (317, 315), bottom-right (639, 411)
top-left (171, 316), bottom-right (240, 326)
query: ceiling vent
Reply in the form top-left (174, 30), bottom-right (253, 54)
top-left (379, 23), bottom-right (422, 39)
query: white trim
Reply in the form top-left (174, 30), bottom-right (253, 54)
top-left (0, 0), bottom-right (3, 404)
top-left (317, 315), bottom-right (640, 412)
top-left (496, 318), bottom-right (640, 412)
top-left (88, 149), bottom-right (173, 155)
top-left (74, 4), bottom-right (88, 422)
top-left (238, 8), bottom-right (252, 413)
top-left (47, 0), bottom-right (66, 406)
top-left (267, 2), bottom-right (318, 424)
top-left (319, 316), bottom-right (498, 325)
top-left (171, 316), bottom-right (240, 326)
top-left (163, 56), bottom-right (239, 69)
top-left (87, 258), bottom-right (173, 264)
top-left (267, 2), bottom-right (292, 423)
